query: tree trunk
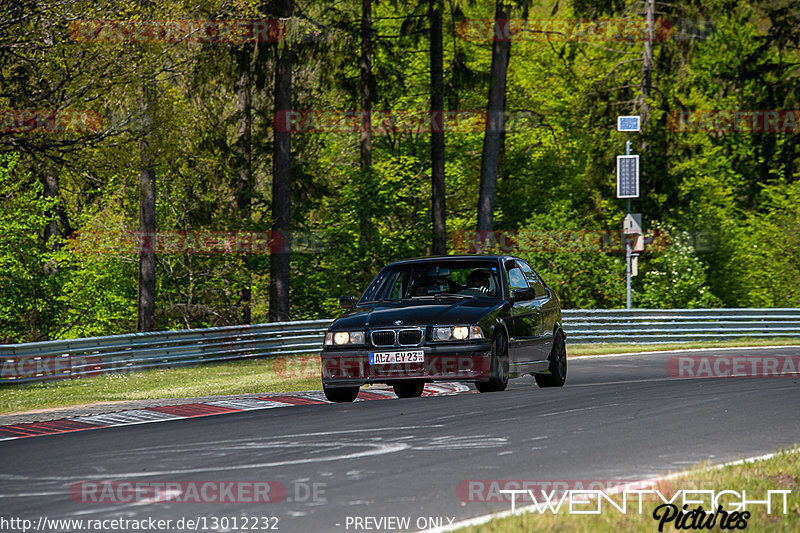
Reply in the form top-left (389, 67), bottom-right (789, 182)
top-left (235, 46), bottom-right (253, 324)
top-left (638, 0), bottom-right (654, 190)
top-left (137, 77), bottom-right (157, 332)
top-left (42, 167), bottom-right (59, 250)
top-left (430, 0), bottom-right (446, 255)
top-left (476, 1), bottom-right (511, 233)
top-left (640, 0), bottom-right (654, 125)
top-left (360, 0), bottom-right (372, 170)
top-left (269, 2), bottom-right (293, 322)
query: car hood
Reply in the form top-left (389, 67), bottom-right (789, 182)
top-left (332, 299), bottom-right (503, 330)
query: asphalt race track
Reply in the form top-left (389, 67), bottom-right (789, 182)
top-left (1, 347), bottom-right (799, 532)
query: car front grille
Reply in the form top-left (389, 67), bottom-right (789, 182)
top-left (398, 329), bottom-right (422, 346)
top-left (370, 329), bottom-right (423, 347)
top-left (371, 330), bottom-right (396, 347)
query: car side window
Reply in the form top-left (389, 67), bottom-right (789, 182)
top-left (518, 260), bottom-right (547, 298)
top-left (504, 260), bottom-right (528, 291)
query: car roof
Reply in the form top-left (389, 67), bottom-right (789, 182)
top-left (385, 255), bottom-right (515, 267)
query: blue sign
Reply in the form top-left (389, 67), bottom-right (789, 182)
top-left (617, 116), bottom-right (640, 132)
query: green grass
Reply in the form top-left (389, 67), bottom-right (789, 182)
top-left (1, 338), bottom-right (799, 415)
top-left (0, 355), bottom-right (322, 415)
top-left (460, 448), bottom-right (800, 532)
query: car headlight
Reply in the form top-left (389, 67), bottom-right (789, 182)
top-left (433, 327), bottom-right (453, 341)
top-left (452, 326), bottom-right (469, 340)
top-left (432, 326), bottom-right (484, 341)
top-left (325, 331), bottom-right (366, 346)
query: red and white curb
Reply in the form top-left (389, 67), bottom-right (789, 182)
top-left (0, 383), bottom-right (471, 442)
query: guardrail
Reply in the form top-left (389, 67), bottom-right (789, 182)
top-left (564, 308), bottom-right (800, 344)
top-left (2, 309), bottom-right (799, 384)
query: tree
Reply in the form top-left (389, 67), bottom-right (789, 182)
top-left (137, 77), bottom-right (157, 332)
top-left (234, 44), bottom-right (255, 324)
top-left (270, 0), bottom-right (295, 322)
top-left (476, 0), bottom-right (512, 233)
top-left (635, 225), bottom-right (721, 309)
top-left (0, 153), bottom-right (64, 341)
top-left (360, 0), bottom-right (373, 171)
top-left (430, 0), bottom-right (446, 254)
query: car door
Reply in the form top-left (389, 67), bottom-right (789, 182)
top-left (518, 260), bottom-right (554, 364)
top-left (503, 259), bottom-right (542, 375)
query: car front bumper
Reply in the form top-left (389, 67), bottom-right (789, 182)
top-left (321, 341), bottom-right (493, 387)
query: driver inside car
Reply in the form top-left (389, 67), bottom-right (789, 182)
top-left (465, 268), bottom-right (493, 294)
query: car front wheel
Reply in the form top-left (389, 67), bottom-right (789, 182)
top-left (323, 384), bottom-right (360, 403)
top-left (476, 333), bottom-right (509, 393)
top-left (393, 380), bottom-right (425, 398)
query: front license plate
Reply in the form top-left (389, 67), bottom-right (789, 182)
top-left (369, 350), bottom-right (424, 364)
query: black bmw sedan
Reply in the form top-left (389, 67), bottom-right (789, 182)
top-left (320, 255), bottom-right (566, 402)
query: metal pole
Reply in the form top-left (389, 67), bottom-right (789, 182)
top-left (625, 136), bottom-right (632, 310)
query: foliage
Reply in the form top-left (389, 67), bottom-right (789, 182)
top-left (0, 0), bottom-right (798, 341)
top-left (0, 154), bottom-right (69, 341)
top-left (634, 224), bottom-right (722, 309)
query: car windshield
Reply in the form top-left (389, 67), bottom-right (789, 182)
top-left (360, 260), bottom-right (502, 302)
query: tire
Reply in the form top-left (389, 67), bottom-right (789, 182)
top-left (535, 331), bottom-right (567, 388)
top-left (476, 333), bottom-right (509, 393)
top-left (393, 380), bottom-right (425, 398)
top-left (323, 384), bottom-right (360, 403)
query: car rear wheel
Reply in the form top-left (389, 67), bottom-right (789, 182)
top-left (323, 384), bottom-right (360, 403)
top-left (535, 331), bottom-right (567, 388)
top-left (393, 380), bottom-right (425, 398)
top-left (476, 333), bottom-right (509, 393)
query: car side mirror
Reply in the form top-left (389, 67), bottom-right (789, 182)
top-left (339, 296), bottom-right (356, 309)
top-left (511, 287), bottom-right (535, 302)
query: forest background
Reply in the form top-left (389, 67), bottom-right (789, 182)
top-left (1, 0), bottom-right (798, 343)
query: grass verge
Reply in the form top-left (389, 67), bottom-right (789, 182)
top-left (0, 355), bottom-right (321, 416)
top-left (459, 447), bottom-right (800, 532)
top-left (1, 338), bottom-right (798, 416)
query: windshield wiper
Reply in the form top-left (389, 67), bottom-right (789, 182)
top-left (433, 292), bottom-right (475, 299)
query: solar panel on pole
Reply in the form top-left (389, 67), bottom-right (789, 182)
top-left (616, 155), bottom-right (639, 198)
